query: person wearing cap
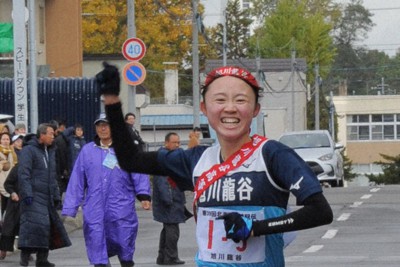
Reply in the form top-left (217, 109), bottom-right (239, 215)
top-left (11, 134), bottom-right (24, 158)
top-left (98, 63), bottom-right (333, 267)
top-left (62, 113), bottom-right (151, 267)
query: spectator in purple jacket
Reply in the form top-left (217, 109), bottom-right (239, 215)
top-left (62, 113), bottom-right (151, 267)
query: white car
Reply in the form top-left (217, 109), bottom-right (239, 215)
top-left (279, 130), bottom-right (345, 187)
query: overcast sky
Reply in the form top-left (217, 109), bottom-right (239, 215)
top-left (201, 0), bottom-right (400, 57)
top-left (351, 0), bottom-right (400, 57)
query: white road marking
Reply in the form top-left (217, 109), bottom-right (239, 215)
top-left (361, 194), bottom-right (372, 199)
top-left (322, 229), bottom-right (338, 239)
top-left (350, 201), bottom-right (363, 207)
top-left (303, 245), bottom-right (324, 253)
top-left (370, 188), bottom-right (380, 193)
top-left (337, 213), bottom-right (351, 221)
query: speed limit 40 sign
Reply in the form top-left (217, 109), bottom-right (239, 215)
top-left (122, 38), bottom-right (146, 61)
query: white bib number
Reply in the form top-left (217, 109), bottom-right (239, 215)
top-left (196, 207), bottom-right (265, 264)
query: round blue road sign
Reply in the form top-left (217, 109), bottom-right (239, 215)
top-left (123, 62), bottom-right (146, 86)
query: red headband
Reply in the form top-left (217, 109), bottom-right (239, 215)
top-left (204, 66), bottom-right (261, 90)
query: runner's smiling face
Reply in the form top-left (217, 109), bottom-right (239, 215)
top-left (200, 76), bottom-right (260, 142)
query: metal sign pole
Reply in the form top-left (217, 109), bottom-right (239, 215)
top-left (127, 0), bottom-right (136, 114)
top-left (192, 0), bottom-right (200, 128)
top-left (28, 0), bottom-right (38, 133)
top-left (12, 0), bottom-right (28, 130)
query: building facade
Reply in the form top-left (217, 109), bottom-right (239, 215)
top-left (0, 0), bottom-right (82, 77)
top-left (333, 95), bottom-right (400, 177)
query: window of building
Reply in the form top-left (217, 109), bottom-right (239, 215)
top-left (347, 114), bottom-right (400, 141)
top-left (397, 125), bottom-right (400, 139)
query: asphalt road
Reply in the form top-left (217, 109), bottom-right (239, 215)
top-left (1, 185), bottom-right (400, 266)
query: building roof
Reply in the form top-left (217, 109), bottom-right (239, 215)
top-left (140, 114), bottom-right (209, 129)
top-left (205, 58), bottom-right (307, 73)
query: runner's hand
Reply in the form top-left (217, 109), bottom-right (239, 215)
top-left (217, 212), bottom-right (253, 243)
top-left (95, 62), bottom-right (120, 96)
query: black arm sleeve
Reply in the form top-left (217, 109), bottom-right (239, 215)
top-left (136, 194), bottom-right (151, 202)
top-left (252, 192), bottom-right (333, 236)
top-left (105, 102), bottom-right (166, 175)
top-left (4, 165), bottom-right (18, 194)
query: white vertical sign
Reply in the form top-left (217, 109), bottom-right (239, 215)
top-left (12, 0), bottom-right (28, 128)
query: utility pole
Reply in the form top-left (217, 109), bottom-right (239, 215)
top-left (28, 0), bottom-right (38, 133)
top-left (315, 64), bottom-right (320, 130)
top-left (222, 0), bottom-right (228, 66)
top-left (127, 0), bottom-right (136, 113)
top-left (222, 8), bottom-right (227, 66)
top-left (291, 48), bottom-right (296, 131)
top-left (192, 0), bottom-right (200, 128)
top-left (329, 91), bottom-right (335, 139)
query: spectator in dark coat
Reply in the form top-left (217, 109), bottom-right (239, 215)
top-left (0, 164), bottom-right (22, 260)
top-left (124, 113), bottom-right (146, 151)
top-left (152, 132), bottom-right (187, 265)
top-left (18, 123), bottom-right (71, 267)
top-left (62, 124), bottom-right (86, 170)
top-left (50, 119), bottom-right (70, 201)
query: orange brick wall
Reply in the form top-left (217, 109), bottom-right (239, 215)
top-left (45, 0), bottom-right (82, 77)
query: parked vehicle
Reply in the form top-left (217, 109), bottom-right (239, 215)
top-left (279, 130), bottom-right (345, 187)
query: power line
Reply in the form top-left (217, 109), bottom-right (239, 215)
top-left (368, 7), bottom-right (400, 11)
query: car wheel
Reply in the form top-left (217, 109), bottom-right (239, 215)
top-left (338, 177), bottom-right (344, 187)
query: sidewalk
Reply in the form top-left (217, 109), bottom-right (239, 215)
top-left (0, 201), bottom-right (198, 267)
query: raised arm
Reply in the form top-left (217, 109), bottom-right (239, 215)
top-left (97, 62), bottom-right (163, 175)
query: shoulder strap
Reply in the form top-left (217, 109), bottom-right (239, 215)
top-left (192, 134), bottom-right (267, 220)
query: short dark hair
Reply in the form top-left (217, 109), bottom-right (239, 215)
top-left (193, 127), bottom-right (201, 132)
top-left (124, 113), bottom-right (136, 120)
top-left (165, 132), bottom-right (178, 142)
top-left (74, 123), bottom-right (84, 134)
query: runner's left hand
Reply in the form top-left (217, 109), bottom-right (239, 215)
top-left (95, 61), bottom-right (120, 96)
top-left (217, 212), bottom-right (253, 243)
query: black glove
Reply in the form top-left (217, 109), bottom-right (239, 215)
top-left (95, 61), bottom-right (120, 96)
top-left (217, 212), bottom-right (253, 243)
top-left (23, 197), bottom-right (33, 206)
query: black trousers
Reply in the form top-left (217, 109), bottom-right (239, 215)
top-left (0, 200), bottom-right (20, 251)
top-left (0, 195), bottom-right (8, 218)
top-left (157, 223), bottom-right (180, 262)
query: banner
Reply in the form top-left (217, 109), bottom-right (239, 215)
top-left (0, 23), bottom-right (13, 53)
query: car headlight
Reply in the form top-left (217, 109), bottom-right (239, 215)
top-left (319, 153), bottom-right (333, 161)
